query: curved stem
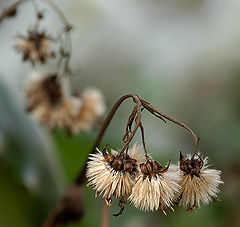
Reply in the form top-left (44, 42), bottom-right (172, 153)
top-left (42, 0), bottom-right (72, 75)
top-left (42, 0), bottom-right (71, 26)
top-left (140, 98), bottom-right (199, 158)
top-left (139, 122), bottom-right (150, 159)
top-left (120, 94), bottom-right (142, 154)
top-left (75, 93), bottom-right (141, 185)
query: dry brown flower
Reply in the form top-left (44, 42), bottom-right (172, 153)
top-left (86, 144), bottom-right (145, 206)
top-left (25, 72), bottom-right (81, 130)
top-left (174, 152), bottom-right (223, 211)
top-left (16, 30), bottom-right (55, 64)
top-left (71, 88), bottom-right (105, 133)
top-left (128, 160), bottom-right (181, 214)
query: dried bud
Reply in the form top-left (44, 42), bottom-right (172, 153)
top-left (16, 30), bottom-right (55, 64)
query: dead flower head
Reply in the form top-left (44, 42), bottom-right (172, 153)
top-left (71, 88), bottom-right (105, 133)
top-left (25, 72), bottom-right (81, 130)
top-left (175, 152), bottom-right (223, 211)
top-left (128, 159), bottom-right (181, 214)
top-left (86, 143), bottom-right (145, 206)
top-left (16, 30), bottom-right (55, 64)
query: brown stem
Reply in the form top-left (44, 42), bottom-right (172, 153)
top-left (122, 106), bottom-right (137, 143)
top-left (74, 93), bottom-right (142, 185)
top-left (101, 203), bottom-right (110, 227)
top-left (139, 122), bottom-right (150, 159)
top-left (120, 94), bottom-right (142, 154)
top-left (139, 98), bottom-right (199, 157)
top-left (42, 0), bottom-right (71, 27)
top-left (42, 0), bottom-right (72, 75)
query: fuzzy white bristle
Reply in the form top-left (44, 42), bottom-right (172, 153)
top-left (128, 164), bottom-right (181, 211)
top-left (176, 154), bottom-right (223, 208)
top-left (72, 88), bottom-right (105, 132)
top-left (86, 143), bottom-right (145, 202)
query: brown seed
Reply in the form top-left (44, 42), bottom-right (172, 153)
top-left (112, 158), bottom-right (123, 170)
top-left (140, 163), bottom-right (149, 175)
top-left (152, 161), bottom-right (158, 173)
top-left (124, 162), bottom-right (133, 172)
top-left (105, 154), bottom-right (115, 165)
top-left (146, 161), bottom-right (153, 174)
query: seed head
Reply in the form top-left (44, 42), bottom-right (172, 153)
top-left (71, 88), bottom-right (105, 133)
top-left (16, 30), bottom-right (55, 64)
top-left (176, 152), bottom-right (223, 211)
top-left (25, 72), bottom-right (81, 130)
top-left (128, 159), bottom-right (181, 214)
top-left (86, 144), bottom-right (145, 205)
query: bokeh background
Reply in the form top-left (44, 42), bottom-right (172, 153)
top-left (0, 0), bottom-right (240, 226)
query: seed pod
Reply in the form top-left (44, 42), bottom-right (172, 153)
top-left (140, 163), bottom-right (149, 175)
top-left (152, 161), bottom-right (159, 173)
top-left (105, 154), bottom-right (115, 165)
top-left (146, 161), bottom-right (153, 174)
top-left (124, 162), bottom-right (134, 172)
top-left (112, 158), bottom-right (123, 170)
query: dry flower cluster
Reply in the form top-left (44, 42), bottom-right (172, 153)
top-left (0, 0), bottom-right (105, 134)
top-left (25, 72), bottom-right (105, 133)
top-left (86, 94), bottom-right (223, 216)
top-left (0, 1), bottom-right (223, 226)
top-left (87, 144), bottom-right (223, 215)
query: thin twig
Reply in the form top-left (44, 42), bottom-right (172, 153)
top-left (42, 0), bottom-right (73, 75)
top-left (139, 122), bottom-right (150, 159)
top-left (139, 98), bottom-right (199, 156)
top-left (75, 93), bottom-right (141, 185)
top-left (101, 202), bottom-right (110, 227)
top-left (120, 94), bottom-right (142, 154)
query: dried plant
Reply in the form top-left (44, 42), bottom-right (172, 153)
top-left (42, 93), bottom-right (223, 227)
top-left (0, 0), bottom-right (105, 134)
top-left (0, 1), bottom-right (223, 227)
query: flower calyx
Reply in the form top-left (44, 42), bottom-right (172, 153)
top-left (140, 160), bottom-right (170, 177)
top-left (179, 151), bottom-right (203, 177)
top-left (102, 146), bottom-right (137, 174)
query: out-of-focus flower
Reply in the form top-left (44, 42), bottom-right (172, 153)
top-left (71, 88), bottom-right (105, 133)
top-left (86, 144), bottom-right (145, 206)
top-left (16, 30), bottom-right (55, 64)
top-left (174, 152), bottom-right (223, 211)
top-left (25, 72), bottom-right (81, 131)
top-left (128, 160), bottom-right (181, 214)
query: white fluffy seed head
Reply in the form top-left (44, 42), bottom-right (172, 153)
top-left (25, 73), bottom-right (82, 130)
top-left (176, 154), bottom-right (224, 208)
top-left (86, 144), bottom-right (146, 201)
top-left (72, 88), bottom-right (105, 133)
top-left (31, 97), bottom-right (81, 130)
top-left (128, 164), bottom-right (182, 211)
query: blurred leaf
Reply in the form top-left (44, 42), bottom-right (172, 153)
top-left (0, 78), bottom-right (64, 224)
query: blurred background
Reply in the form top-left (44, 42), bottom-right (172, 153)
top-left (0, 0), bottom-right (240, 226)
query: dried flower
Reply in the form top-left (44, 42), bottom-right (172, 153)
top-left (128, 159), bottom-right (181, 214)
top-left (86, 144), bottom-right (145, 205)
top-left (72, 88), bottom-right (105, 133)
top-left (175, 152), bottom-right (223, 211)
top-left (25, 72), bottom-right (81, 130)
top-left (16, 30), bottom-right (55, 64)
